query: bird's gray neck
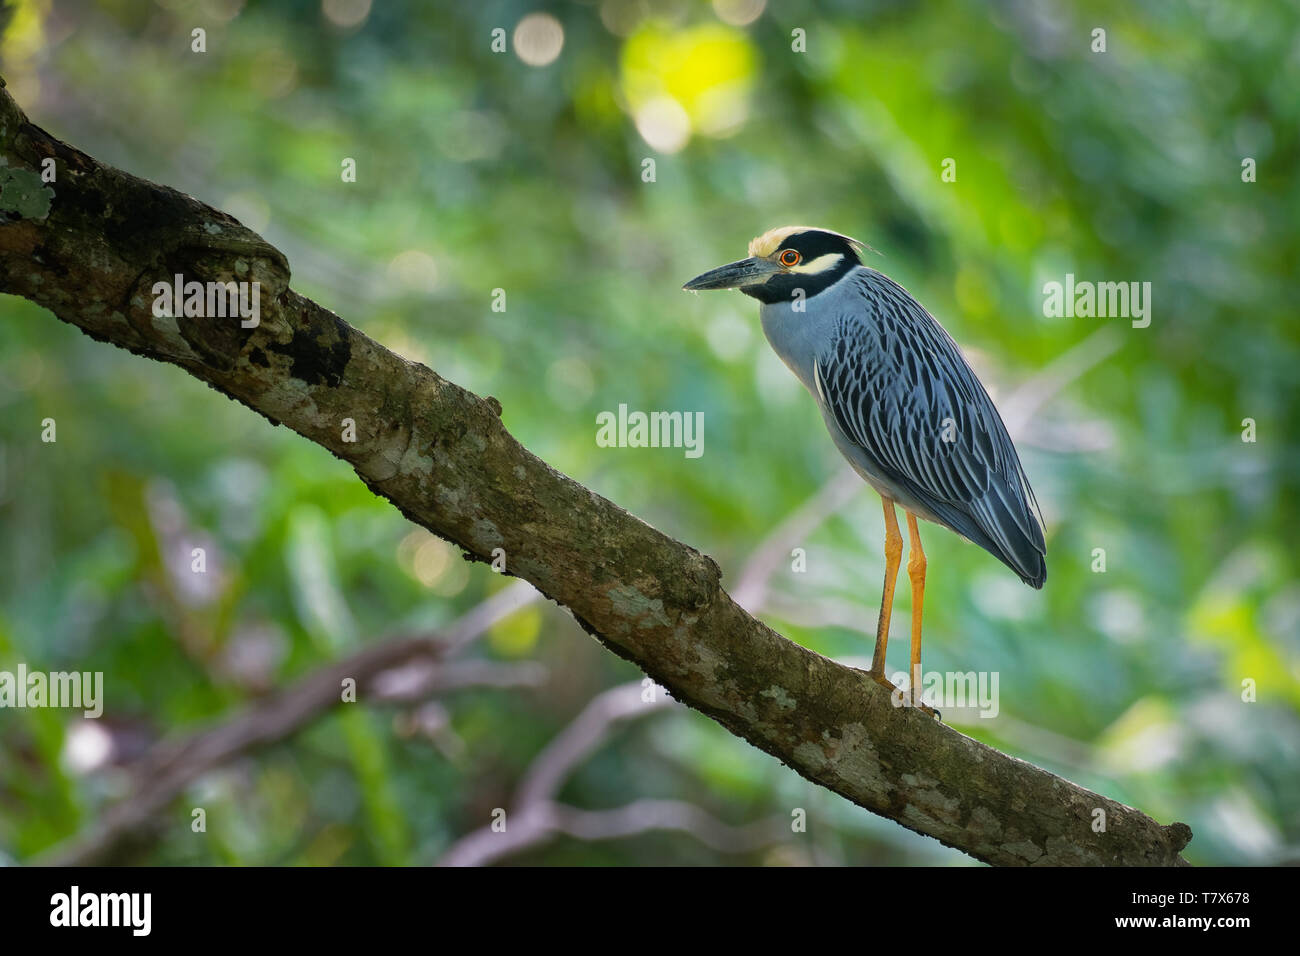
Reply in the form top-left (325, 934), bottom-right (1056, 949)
top-left (758, 266), bottom-right (863, 393)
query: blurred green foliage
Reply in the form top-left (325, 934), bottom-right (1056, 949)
top-left (0, 0), bottom-right (1297, 865)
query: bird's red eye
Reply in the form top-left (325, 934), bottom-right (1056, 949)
top-left (779, 249), bottom-right (801, 267)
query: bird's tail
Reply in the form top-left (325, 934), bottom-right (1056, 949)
top-left (967, 474), bottom-right (1047, 589)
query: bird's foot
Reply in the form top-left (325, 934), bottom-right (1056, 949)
top-left (865, 670), bottom-right (942, 721)
top-left (900, 688), bottom-right (942, 720)
top-left (866, 670), bottom-right (898, 694)
top-left (911, 695), bottom-right (942, 721)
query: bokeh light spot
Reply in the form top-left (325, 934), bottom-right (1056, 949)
top-left (387, 250), bottom-right (439, 295)
top-left (621, 23), bottom-right (756, 149)
top-left (514, 13), bottom-right (565, 67)
top-left (322, 0), bottom-right (371, 28)
top-left (712, 0), bottom-right (766, 27)
top-left (634, 96), bottom-right (691, 153)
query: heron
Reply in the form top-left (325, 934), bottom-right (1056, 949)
top-left (684, 226), bottom-right (1046, 713)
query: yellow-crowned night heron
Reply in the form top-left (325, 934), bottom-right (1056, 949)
top-left (684, 226), bottom-right (1046, 712)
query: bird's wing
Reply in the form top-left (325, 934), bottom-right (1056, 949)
top-left (814, 269), bottom-right (1047, 587)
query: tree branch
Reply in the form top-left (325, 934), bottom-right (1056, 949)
top-left (37, 636), bottom-right (439, 866)
top-left (35, 566), bottom-right (541, 866)
top-left (0, 81), bottom-right (1191, 866)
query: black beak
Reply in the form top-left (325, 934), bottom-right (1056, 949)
top-left (682, 256), bottom-right (781, 291)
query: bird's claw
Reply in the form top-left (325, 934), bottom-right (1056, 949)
top-left (864, 670), bottom-right (942, 721)
top-left (907, 695), bottom-right (942, 721)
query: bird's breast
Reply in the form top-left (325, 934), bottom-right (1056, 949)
top-left (759, 301), bottom-right (823, 395)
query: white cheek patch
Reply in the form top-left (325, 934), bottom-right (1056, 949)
top-left (788, 252), bottom-right (844, 275)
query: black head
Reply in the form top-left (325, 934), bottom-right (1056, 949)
top-left (683, 226), bottom-right (864, 304)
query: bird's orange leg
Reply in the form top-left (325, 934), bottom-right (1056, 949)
top-left (868, 497), bottom-right (902, 691)
top-left (905, 512), bottom-right (927, 709)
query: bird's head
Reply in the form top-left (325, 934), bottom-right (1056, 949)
top-left (683, 226), bottom-right (866, 304)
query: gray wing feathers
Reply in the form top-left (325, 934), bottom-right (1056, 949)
top-left (816, 270), bottom-right (1046, 587)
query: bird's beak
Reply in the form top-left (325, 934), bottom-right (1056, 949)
top-left (682, 256), bottom-right (780, 291)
